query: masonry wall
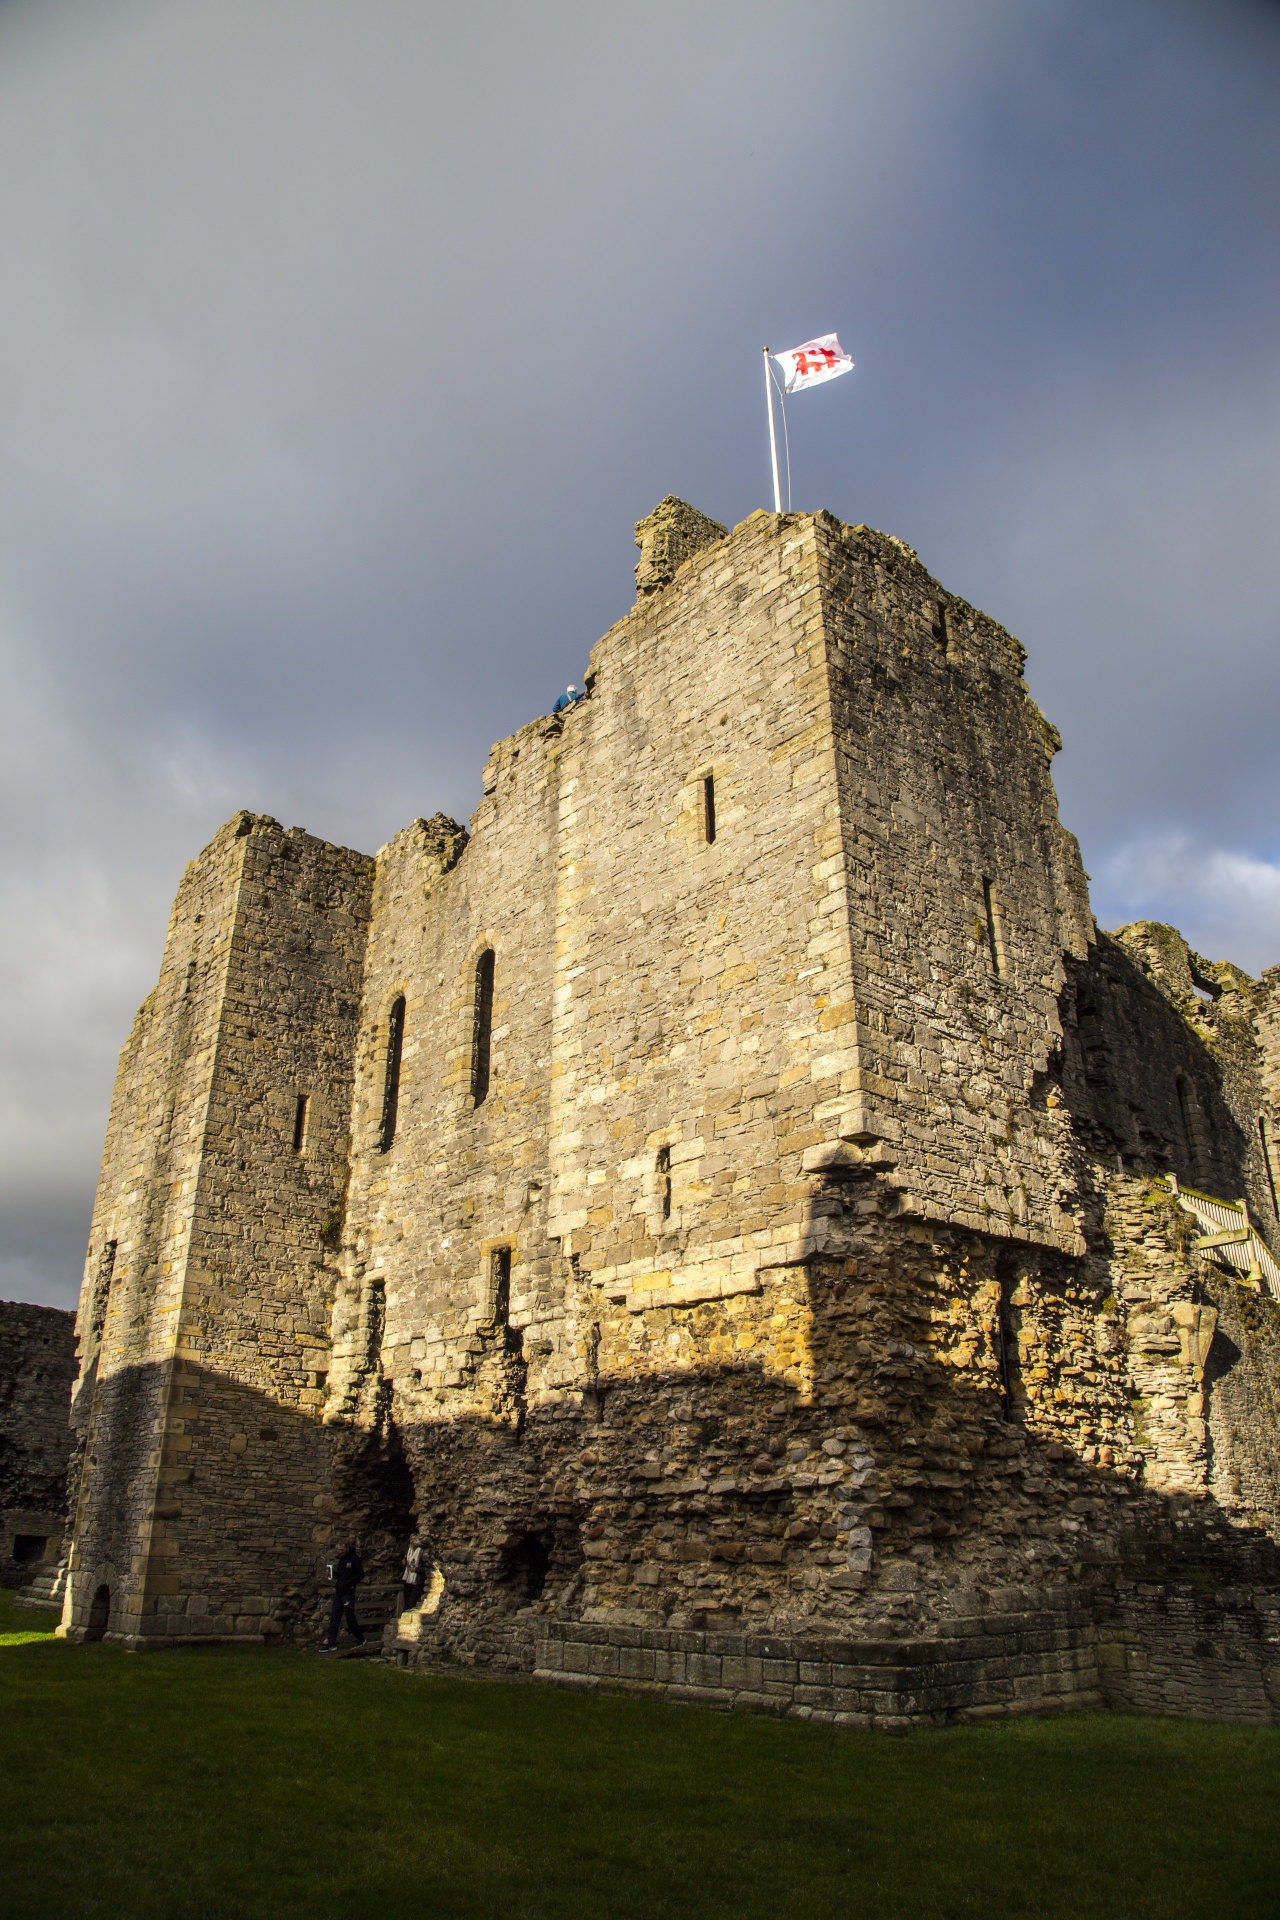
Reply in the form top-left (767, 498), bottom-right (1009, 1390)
top-left (65, 821), bottom-right (251, 1640)
top-left (60, 500), bottom-right (1280, 1722)
top-left (65, 814), bottom-right (373, 1644)
top-left (340, 512), bottom-right (1280, 1662)
top-left (818, 516), bottom-right (1092, 1250)
top-left (0, 1300), bottom-right (76, 1584)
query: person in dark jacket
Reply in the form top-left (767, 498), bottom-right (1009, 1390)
top-left (322, 1541), bottom-right (366, 1650)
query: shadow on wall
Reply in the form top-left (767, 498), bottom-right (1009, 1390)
top-left (59, 1240), bottom-right (1280, 1722)
top-left (63, 1362), bottom-right (406, 1646)
top-left (383, 1241), bottom-right (1280, 1720)
top-left (388, 1226), bottom-right (1280, 1723)
top-left (1060, 934), bottom-right (1254, 1198)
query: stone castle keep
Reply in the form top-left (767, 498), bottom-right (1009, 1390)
top-left (59, 499), bottom-right (1280, 1724)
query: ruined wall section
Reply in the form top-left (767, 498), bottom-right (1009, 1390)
top-left (329, 792), bottom-right (562, 1439)
top-left (1050, 926), bottom-right (1280, 1545)
top-left (1203, 1277), bottom-right (1280, 1534)
top-left (0, 1301), bottom-right (76, 1584)
top-left (321, 768), bottom-right (572, 1618)
top-left (344, 507), bottom-right (908, 1645)
top-left (149, 820), bottom-right (373, 1641)
top-left (1093, 924), bottom-right (1280, 1242)
top-left (816, 518), bottom-right (1092, 1252)
top-left (65, 817), bottom-right (256, 1637)
top-left (0, 1302), bottom-right (76, 1517)
top-left (65, 814), bottom-right (373, 1643)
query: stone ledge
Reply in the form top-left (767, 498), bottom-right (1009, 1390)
top-left (522, 1586), bottom-right (1280, 1728)
top-left (532, 1607), bottom-right (1102, 1728)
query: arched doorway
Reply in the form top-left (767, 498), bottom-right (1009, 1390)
top-left (85, 1583), bottom-right (111, 1642)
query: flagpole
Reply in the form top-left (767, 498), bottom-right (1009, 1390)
top-left (763, 346), bottom-right (782, 513)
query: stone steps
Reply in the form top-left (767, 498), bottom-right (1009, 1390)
top-left (13, 1559), bottom-right (67, 1613)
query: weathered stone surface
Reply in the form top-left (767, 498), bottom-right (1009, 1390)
top-left (58, 503), bottom-right (1280, 1722)
top-left (0, 1300), bottom-right (76, 1585)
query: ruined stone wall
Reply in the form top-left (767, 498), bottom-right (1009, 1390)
top-left (66, 821), bottom-right (252, 1639)
top-left (0, 1301), bottom-right (76, 1583)
top-left (61, 499), bottom-right (1280, 1722)
top-left (65, 814), bottom-right (373, 1644)
top-left (817, 516), bottom-right (1092, 1250)
top-left (1071, 921), bottom-right (1279, 1229)
top-left (329, 506), bottom-right (871, 1637)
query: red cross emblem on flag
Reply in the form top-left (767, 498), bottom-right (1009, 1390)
top-left (772, 334), bottom-right (854, 394)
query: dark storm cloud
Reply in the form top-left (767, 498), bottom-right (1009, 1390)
top-left (2, 0), bottom-right (1278, 1303)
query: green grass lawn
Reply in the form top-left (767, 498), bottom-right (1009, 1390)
top-left (1, 1588), bottom-right (1277, 1920)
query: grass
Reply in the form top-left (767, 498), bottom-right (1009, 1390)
top-left (0, 1589), bottom-right (1277, 1919)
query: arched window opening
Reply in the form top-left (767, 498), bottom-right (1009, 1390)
top-left (86, 1583), bottom-right (111, 1642)
top-left (378, 998), bottom-right (406, 1151)
top-left (703, 774), bottom-right (717, 844)
top-left (1176, 1075), bottom-right (1205, 1185)
top-left (471, 950), bottom-right (495, 1106)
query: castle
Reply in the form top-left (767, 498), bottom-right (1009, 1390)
top-left (59, 499), bottom-right (1280, 1724)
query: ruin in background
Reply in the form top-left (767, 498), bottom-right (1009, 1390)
top-left (55, 500), bottom-right (1280, 1723)
top-left (1, 1300), bottom-right (75, 1592)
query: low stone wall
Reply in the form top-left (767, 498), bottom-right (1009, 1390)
top-left (529, 1605), bottom-right (1102, 1729)
top-left (389, 1582), bottom-right (1280, 1728)
top-left (1098, 1583), bottom-right (1280, 1724)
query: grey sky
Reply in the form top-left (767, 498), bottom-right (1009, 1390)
top-left (3, 0), bottom-right (1279, 1307)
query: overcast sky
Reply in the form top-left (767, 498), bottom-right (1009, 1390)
top-left (3, 0), bottom-right (1279, 1308)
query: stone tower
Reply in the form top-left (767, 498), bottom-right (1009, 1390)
top-left (62, 503), bottom-right (1280, 1725)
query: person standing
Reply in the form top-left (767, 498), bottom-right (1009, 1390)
top-left (401, 1530), bottom-right (426, 1614)
top-left (322, 1541), bottom-right (366, 1650)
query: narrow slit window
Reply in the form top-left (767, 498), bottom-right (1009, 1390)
top-left (1175, 1075), bottom-right (1203, 1184)
top-left (490, 1246), bottom-right (511, 1326)
top-left (982, 877), bottom-right (1001, 977)
top-left (996, 1269), bottom-right (1022, 1423)
top-left (90, 1240), bottom-right (117, 1338)
top-left (292, 1094), bottom-right (310, 1154)
top-left (1261, 1116), bottom-right (1279, 1219)
top-left (378, 997), bottom-right (406, 1151)
top-left (657, 1145), bottom-right (672, 1221)
top-left (472, 949), bottom-right (495, 1106)
top-left (932, 601), bottom-right (948, 648)
top-left (703, 774), bottom-right (717, 844)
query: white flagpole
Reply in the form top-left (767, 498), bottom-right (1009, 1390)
top-left (763, 346), bottom-right (782, 513)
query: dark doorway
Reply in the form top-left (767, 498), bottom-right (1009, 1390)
top-left (86, 1583), bottom-right (111, 1641)
top-left (500, 1531), bottom-right (551, 1602)
top-left (12, 1535), bottom-right (48, 1565)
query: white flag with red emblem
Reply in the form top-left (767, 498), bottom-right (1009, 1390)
top-left (772, 334), bottom-right (854, 394)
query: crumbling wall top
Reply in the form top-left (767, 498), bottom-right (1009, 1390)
top-left (633, 496), bottom-right (727, 595)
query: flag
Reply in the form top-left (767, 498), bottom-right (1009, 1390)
top-left (772, 334), bottom-right (854, 394)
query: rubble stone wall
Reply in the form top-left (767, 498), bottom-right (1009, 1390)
top-left (0, 1300), bottom-right (76, 1584)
